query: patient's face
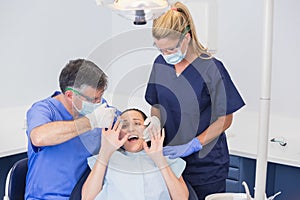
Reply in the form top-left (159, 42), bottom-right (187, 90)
top-left (120, 110), bottom-right (146, 152)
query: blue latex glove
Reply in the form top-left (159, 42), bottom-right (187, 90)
top-left (163, 138), bottom-right (202, 159)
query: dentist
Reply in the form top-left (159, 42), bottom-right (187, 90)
top-left (25, 59), bottom-right (116, 199)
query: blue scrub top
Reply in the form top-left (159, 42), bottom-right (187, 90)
top-left (145, 55), bottom-right (245, 186)
top-left (25, 91), bottom-right (103, 199)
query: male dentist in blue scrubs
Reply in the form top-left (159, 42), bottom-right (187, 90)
top-left (25, 59), bottom-right (116, 199)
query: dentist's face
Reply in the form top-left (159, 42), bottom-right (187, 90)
top-left (67, 86), bottom-right (104, 116)
top-left (120, 110), bottom-right (146, 152)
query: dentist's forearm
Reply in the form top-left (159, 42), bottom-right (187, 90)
top-left (30, 117), bottom-right (91, 147)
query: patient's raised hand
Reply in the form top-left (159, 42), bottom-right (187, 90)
top-left (99, 119), bottom-right (129, 163)
top-left (143, 128), bottom-right (167, 168)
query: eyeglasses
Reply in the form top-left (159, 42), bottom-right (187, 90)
top-left (153, 37), bottom-right (184, 54)
top-left (120, 120), bottom-right (145, 134)
top-left (65, 87), bottom-right (101, 103)
top-left (153, 26), bottom-right (191, 54)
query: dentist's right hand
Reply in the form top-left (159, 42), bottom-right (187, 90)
top-left (85, 103), bottom-right (116, 129)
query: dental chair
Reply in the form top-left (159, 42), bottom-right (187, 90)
top-left (69, 167), bottom-right (91, 200)
top-left (3, 158), bottom-right (28, 200)
top-left (3, 158), bottom-right (198, 200)
top-left (186, 181), bottom-right (199, 200)
top-left (3, 158), bottom-right (90, 200)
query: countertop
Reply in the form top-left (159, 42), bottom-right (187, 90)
top-left (0, 106), bottom-right (28, 158)
top-left (227, 111), bottom-right (300, 168)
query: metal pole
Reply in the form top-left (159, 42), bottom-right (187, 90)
top-left (254, 0), bottom-right (274, 199)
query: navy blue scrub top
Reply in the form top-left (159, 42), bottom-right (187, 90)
top-left (145, 55), bottom-right (245, 186)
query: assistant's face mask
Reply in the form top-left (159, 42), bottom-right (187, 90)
top-left (162, 48), bottom-right (187, 65)
top-left (160, 26), bottom-right (190, 65)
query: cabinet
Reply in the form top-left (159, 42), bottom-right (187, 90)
top-left (226, 155), bottom-right (300, 200)
top-left (226, 155), bottom-right (256, 195)
top-left (270, 163), bottom-right (300, 200)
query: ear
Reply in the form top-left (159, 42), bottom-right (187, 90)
top-left (64, 90), bottom-right (74, 101)
top-left (185, 32), bottom-right (191, 43)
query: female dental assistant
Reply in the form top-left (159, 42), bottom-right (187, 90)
top-left (145, 2), bottom-right (245, 199)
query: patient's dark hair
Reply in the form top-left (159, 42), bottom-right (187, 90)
top-left (121, 108), bottom-right (147, 120)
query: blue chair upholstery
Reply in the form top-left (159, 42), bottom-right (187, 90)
top-left (4, 159), bottom-right (90, 200)
top-left (186, 181), bottom-right (199, 200)
top-left (69, 167), bottom-right (91, 200)
top-left (4, 158), bottom-right (28, 200)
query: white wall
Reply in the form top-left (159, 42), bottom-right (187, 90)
top-left (0, 0), bottom-right (114, 156)
top-left (0, 0), bottom-right (299, 160)
top-left (216, 0), bottom-right (263, 111)
top-left (215, 0), bottom-right (300, 129)
top-left (0, 0), bottom-right (113, 108)
top-left (214, 0), bottom-right (300, 167)
top-left (216, 0), bottom-right (300, 119)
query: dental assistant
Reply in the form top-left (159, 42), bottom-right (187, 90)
top-left (25, 59), bottom-right (116, 199)
top-left (145, 2), bottom-right (245, 199)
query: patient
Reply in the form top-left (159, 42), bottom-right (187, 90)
top-left (82, 108), bottom-right (189, 200)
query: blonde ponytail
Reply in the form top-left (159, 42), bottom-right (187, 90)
top-left (152, 1), bottom-right (211, 58)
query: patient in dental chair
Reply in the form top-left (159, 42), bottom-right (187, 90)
top-left (82, 108), bottom-right (189, 200)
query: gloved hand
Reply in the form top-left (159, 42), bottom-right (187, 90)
top-left (143, 116), bottom-right (161, 142)
top-left (85, 103), bottom-right (116, 129)
top-left (163, 137), bottom-right (202, 159)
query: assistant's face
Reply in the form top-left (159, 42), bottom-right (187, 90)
top-left (120, 110), bottom-right (146, 153)
top-left (153, 34), bottom-right (189, 56)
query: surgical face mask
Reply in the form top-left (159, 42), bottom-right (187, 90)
top-left (68, 87), bottom-right (104, 115)
top-left (74, 99), bottom-right (102, 116)
top-left (159, 27), bottom-right (190, 65)
top-left (162, 48), bottom-right (187, 65)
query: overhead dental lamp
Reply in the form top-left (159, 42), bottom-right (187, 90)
top-left (96, 0), bottom-right (171, 25)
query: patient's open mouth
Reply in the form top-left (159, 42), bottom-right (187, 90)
top-left (128, 135), bottom-right (139, 142)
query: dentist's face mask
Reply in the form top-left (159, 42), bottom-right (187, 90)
top-left (66, 87), bottom-right (103, 115)
top-left (76, 100), bottom-right (102, 115)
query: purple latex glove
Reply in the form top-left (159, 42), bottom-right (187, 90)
top-left (163, 138), bottom-right (202, 159)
